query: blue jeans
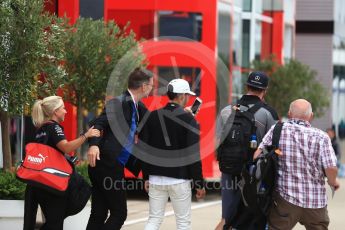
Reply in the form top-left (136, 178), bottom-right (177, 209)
top-left (221, 173), bottom-right (241, 221)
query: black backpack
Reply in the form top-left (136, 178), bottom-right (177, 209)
top-left (217, 102), bottom-right (263, 175)
top-left (239, 122), bottom-right (283, 216)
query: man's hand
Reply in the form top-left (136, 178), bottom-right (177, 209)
top-left (88, 145), bottom-right (100, 167)
top-left (328, 178), bottom-right (340, 191)
top-left (253, 148), bottom-right (262, 160)
top-left (144, 180), bottom-right (149, 193)
top-left (196, 188), bottom-right (206, 200)
top-left (325, 167), bottom-right (340, 191)
top-left (84, 126), bottom-right (100, 138)
top-left (184, 106), bottom-right (194, 115)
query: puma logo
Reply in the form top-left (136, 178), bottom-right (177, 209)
top-left (38, 154), bottom-right (48, 162)
top-left (28, 154), bottom-right (48, 164)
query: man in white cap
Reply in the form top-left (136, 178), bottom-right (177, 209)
top-left (141, 78), bottom-right (206, 230)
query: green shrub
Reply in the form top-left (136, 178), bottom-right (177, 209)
top-left (252, 57), bottom-right (329, 118)
top-left (0, 170), bottom-right (26, 200)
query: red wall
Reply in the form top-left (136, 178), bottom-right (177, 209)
top-left (107, 10), bottom-right (155, 40)
top-left (57, 0), bottom-right (79, 141)
top-left (270, 11), bottom-right (284, 65)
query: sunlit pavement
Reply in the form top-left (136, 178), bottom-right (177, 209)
top-left (120, 179), bottom-right (345, 230)
top-left (62, 141), bottom-right (345, 229)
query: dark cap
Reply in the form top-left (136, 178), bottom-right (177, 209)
top-left (246, 71), bottom-right (269, 89)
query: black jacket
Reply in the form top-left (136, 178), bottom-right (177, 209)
top-left (88, 90), bottom-right (148, 171)
top-left (141, 102), bottom-right (204, 189)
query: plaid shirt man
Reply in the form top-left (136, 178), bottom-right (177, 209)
top-left (259, 119), bottom-right (337, 208)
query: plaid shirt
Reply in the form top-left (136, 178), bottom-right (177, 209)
top-left (259, 119), bottom-right (337, 208)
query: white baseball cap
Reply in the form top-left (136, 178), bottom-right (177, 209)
top-left (167, 79), bottom-right (196, 96)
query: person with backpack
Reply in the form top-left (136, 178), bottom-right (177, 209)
top-left (255, 99), bottom-right (340, 230)
top-left (216, 71), bottom-right (278, 230)
top-left (86, 68), bottom-right (153, 230)
top-left (24, 95), bottom-right (100, 230)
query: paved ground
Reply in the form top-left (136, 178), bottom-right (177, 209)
top-left (31, 176), bottom-right (345, 229)
top-left (119, 179), bottom-right (345, 230)
top-left (57, 140), bottom-right (345, 229)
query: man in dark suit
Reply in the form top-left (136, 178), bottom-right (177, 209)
top-left (86, 68), bottom-right (153, 230)
top-left (141, 79), bottom-right (206, 230)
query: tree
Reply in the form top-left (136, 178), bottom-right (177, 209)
top-left (0, 0), bottom-right (66, 170)
top-left (62, 18), bottom-right (145, 141)
top-left (252, 57), bottom-right (329, 118)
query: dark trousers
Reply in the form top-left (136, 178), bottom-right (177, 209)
top-left (86, 165), bottom-right (127, 230)
top-left (23, 185), bottom-right (67, 230)
top-left (221, 173), bottom-right (241, 222)
top-left (227, 202), bottom-right (266, 230)
top-left (224, 190), bottom-right (266, 230)
top-left (268, 193), bottom-right (329, 230)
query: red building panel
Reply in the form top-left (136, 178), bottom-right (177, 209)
top-left (105, 0), bottom-right (219, 179)
top-left (271, 11), bottom-right (284, 65)
top-left (57, 0), bottom-right (79, 141)
top-left (58, 0), bottom-right (79, 24)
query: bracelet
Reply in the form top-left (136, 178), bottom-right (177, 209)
top-left (80, 133), bottom-right (87, 140)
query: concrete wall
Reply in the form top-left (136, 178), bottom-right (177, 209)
top-left (295, 0), bottom-right (334, 131)
top-left (295, 34), bottom-right (333, 130)
top-left (296, 0), bottom-right (334, 21)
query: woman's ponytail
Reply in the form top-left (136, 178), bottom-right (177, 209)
top-left (32, 100), bottom-right (45, 128)
top-left (31, 96), bottom-right (63, 127)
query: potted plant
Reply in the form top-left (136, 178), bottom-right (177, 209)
top-left (0, 164), bottom-right (92, 229)
top-left (0, 170), bottom-right (26, 229)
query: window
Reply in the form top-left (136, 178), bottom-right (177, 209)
top-left (217, 2), bottom-right (231, 109)
top-left (242, 20), bottom-right (250, 68)
top-left (231, 70), bottom-right (244, 103)
top-left (334, 65), bottom-right (345, 80)
top-left (243, 0), bottom-right (252, 12)
top-left (218, 3), bottom-right (231, 69)
top-left (80, 0), bottom-right (104, 20)
top-left (156, 67), bottom-right (201, 96)
top-left (255, 0), bottom-right (263, 14)
top-left (158, 11), bottom-right (202, 41)
top-left (233, 11), bottom-right (242, 67)
top-left (284, 25), bottom-right (293, 61)
top-left (254, 21), bottom-right (262, 61)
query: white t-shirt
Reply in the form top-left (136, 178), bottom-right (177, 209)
top-left (149, 175), bottom-right (190, 185)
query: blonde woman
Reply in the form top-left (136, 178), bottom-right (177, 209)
top-left (23, 96), bottom-right (100, 230)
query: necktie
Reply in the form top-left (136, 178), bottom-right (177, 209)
top-left (118, 102), bottom-right (137, 166)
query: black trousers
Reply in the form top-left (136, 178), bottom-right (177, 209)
top-left (23, 185), bottom-right (67, 230)
top-left (224, 198), bottom-right (267, 230)
top-left (86, 165), bottom-right (127, 230)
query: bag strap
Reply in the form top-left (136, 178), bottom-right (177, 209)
top-left (244, 101), bottom-right (264, 136)
top-left (247, 101), bottom-right (264, 114)
top-left (235, 101), bottom-right (264, 124)
top-left (272, 122), bottom-right (284, 148)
